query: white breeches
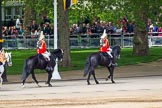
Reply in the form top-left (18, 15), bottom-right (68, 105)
top-left (107, 48), bottom-right (113, 58)
top-left (42, 51), bottom-right (51, 61)
top-left (107, 51), bottom-right (113, 58)
top-left (108, 47), bottom-right (112, 52)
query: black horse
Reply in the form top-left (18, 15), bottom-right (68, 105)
top-left (83, 45), bottom-right (121, 85)
top-left (21, 48), bottom-right (64, 87)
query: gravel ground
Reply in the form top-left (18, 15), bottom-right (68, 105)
top-left (1, 60), bottom-right (162, 108)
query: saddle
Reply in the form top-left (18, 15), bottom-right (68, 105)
top-left (101, 52), bottom-right (112, 58)
top-left (37, 54), bottom-right (44, 60)
top-left (37, 54), bottom-right (53, 71)
top-left (101, 52), bottom-right (117, 66)
top-left (37, 54), bottom-right (49, 62)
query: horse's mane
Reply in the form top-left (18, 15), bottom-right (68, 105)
top-left (111, 45), bottom-right (121, 58)
top-left (112, 45), bottom-right (121, 52)
top-left (52, 49), bottom-right (61, 53)
top-left (51, 49), bottom-right (62, 55)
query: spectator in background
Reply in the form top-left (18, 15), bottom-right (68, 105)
top-left (148, 24), bottom-right (156, 36)
top-left (16, 15), bottom-right (21, 30)
top-left (158, 26), bottom-right (162, 36)
top-left (106, 22), bottom-right (114, 34)
top-left (81, 23), bottom-right (87, 34)
top-left (149, 24), bottom-right (154, 32)
top-left (95, 22), bottom-right (104, 33)
top-left (127, 21), bottom-right (134, 33)
top-left (30, 20), bottom-right (38, 37)
top-left (49, 25), bottom-right (54, 35)
top-left (31, 28), bottom-right (37, 37)
top-left (153, 23), bottom-right (159, 36)
top-left (71, 24), bottom-right (78, 34)
top-left (2, 26), bottom-right (9, 37)
top-left (153, 23), bottom-right (158, 32)
top-left (42, 23), bottom-right (50, 35)
top-left (86, 23), bottom-right (92, 34)
top-left (30, 20), bottom-right (38, 33)
top-left (18, 25), bottom-right (24, 35)
top-left (115, 24), bottom-right (122, 33)
top-left (121, 17), bottom-right (127, 33)
top-left (91, 21), bottom-right (97, 33)
top-left (8, 26), bottom-right (18, 38)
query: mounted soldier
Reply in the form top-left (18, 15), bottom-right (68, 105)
top-left (36, 31), bottom-right (52, 71)
top-left (100, 29), bottom-right (117, 66)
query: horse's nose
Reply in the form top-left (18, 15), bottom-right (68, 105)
top-left (118, 55), bottom-right (120, 59)
top-left (60, 59), bottom-right (63, 62)
top-left (8, 63), bottom-right (12, 66)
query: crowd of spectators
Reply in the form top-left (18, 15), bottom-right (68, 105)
top-left (147, 18), bottom-right (162, 36)
top-left (2, 16), bottom-right (162, 38)
top-left (69, 17), bottom-right (135, 35)
top-left (70, 17), bottom-right (162, 37)
top-left (2, 16), bottom-right (54, 38)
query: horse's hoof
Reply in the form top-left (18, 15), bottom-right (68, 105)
top-left (96, 81), bottom-right (99, 84)
top-left (112, 81), bottom-right (115, 83)
top-left (22, 85), bottom-right (25, 88)
top-left (48, 84), bottom-right (52, 87)
top-left (105, 78), bottom-right (109, 81)
top-left (37, 84), bottom-right (41, 87)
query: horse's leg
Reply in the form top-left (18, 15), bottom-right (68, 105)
top-left (109, 67), bottom-right (115, 83)
top-left (105, 67), bottom-right (111, 81)
top-left (46, 71), bottom-right (52, 87)
top-left (31, 72), bottom-right (41, 87)
top-left (92, 70), bottom-right (99, 84)
top-left (87, 70), bottom-right (92, 85)
top-left (22, 72), bottom-right (30, 88)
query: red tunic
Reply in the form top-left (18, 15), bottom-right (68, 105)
top-left (37, 40), bottom-right (46, 54)
top-left (100, 38), bottom-right (110, 52)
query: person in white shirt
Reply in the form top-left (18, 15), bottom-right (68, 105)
top-left (16, 16), bottom-right (21, 30)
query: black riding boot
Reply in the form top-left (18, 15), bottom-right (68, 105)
top-left (111, 58), bottom-right (118, 66)
top-left (45, 60), bottom-right (53, 71)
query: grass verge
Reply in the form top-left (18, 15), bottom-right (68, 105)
top-left (5, 47), bottom-right (162, 75)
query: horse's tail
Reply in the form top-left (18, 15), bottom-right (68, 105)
top-left (83, 57), bottom-right (91, 77)
top-left (21, 60), bottom-right (28, 80)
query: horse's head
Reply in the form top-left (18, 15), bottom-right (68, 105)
top-left (52, 49), bottom-right (64, 61)
top-left (112, 45), bottom-right (121, 60)
top-left (5, 52), bottom-right (12, 66)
